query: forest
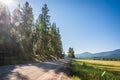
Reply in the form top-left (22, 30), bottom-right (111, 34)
top-left (0, 2), bottom-right (64, 65)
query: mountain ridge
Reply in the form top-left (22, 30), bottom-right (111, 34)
top-left (75, 49), bottom-right (120, 59)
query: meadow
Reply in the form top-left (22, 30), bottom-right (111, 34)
top-left (70, 59), bottom-right (120, 80)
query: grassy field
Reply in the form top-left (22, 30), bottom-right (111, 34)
top-left (76, 59), bottom-right (120, 67)
top-left (75, 59), bottom-right (120, 72)
top-left (70, 59), bottom-right (120, 80)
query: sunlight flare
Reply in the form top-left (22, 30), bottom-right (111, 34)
top-left (0, 0), bottom-right (15, 6)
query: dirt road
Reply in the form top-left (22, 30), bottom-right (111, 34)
top-left (0, 59), bottom-right (71, 80)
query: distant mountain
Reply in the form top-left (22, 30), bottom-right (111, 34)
top-left (76, 52), bottom-right (93, 58)
top-left (76, 49), bottom-right (120, 59)
top-left (93, 49), bottom-right (120, 58)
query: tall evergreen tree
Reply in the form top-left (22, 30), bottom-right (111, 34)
top-left (50, 23), bottom-right (63, 59)
top-left (48, 23), bottom-right (58, 59)
top-left (11, 4), bottom-right (29, 63)
top-left (12, 2), bottom-right (34, 61)
top-left (0, 4), bottom-right (15, 65)
top-left (12, 4), bottom-right (23, 44)
top-left (34, 4), bottom-right (50, 61)
top-left (21, 2), bottom-right (34, 60)
top-left (34, 4), bottom-right (63, 60)
top-left (68, 47), bottom-right (75, 58)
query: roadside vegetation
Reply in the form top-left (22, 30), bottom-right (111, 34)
top-left (69, 60), bottom-right (120, 80)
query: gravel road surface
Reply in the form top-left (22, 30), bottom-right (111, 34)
top-left (0, 59), bottom-right (71, 80)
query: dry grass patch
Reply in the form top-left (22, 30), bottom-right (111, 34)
top-left (76, 59), bottom-right (120, 67)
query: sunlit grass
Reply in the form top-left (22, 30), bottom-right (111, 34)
top-left (75, 59), bottom-right (120, 67)
top-left (74, 59), bottom-right (120, 72)
top-left (69, 60), bottom-right (120, 80)
top-left (71, 75), bottom-right (81, 80)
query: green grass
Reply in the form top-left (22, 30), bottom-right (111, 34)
top-left (75, 59), bottom-right (120, 72)
top-left (71, 76), bottom-right (81, 80)
top-left (70, 60), bottom-right (120, 80)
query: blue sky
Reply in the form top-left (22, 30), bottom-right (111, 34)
top-left (7, 0), bottom-right (120, 54)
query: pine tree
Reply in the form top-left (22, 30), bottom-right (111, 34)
top-left (12, 4), bottom-right (23, 45)
top-left (0, 4), bottom-right (15, 65)
top-left (11, 4), bottom-right (29, 62)
top-left (56, 27), bottom-right (63, 58)
top-left (48, 23), bottom-right (63, 59)
top-left (12, 2), bottom-right (34, 61)
top-left (34, 4), bottom-right (50, 61)
top-left (34, 4), bottom-right (63, 60)
top-left (48, 23), bottom-right (58, 59)
top-left (21, 2), bottom-right (34, 60)
top-left (68, 47), bottom-right (75, 58)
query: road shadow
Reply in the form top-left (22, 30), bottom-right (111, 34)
top-left (0, 59), bottom-right (71, 80)
top-left (0, 72), bottom-right (30, 80)
top-left (27, 60), bottom-right (72, 77)
top-left (0, 65), bottom-right (30, 80)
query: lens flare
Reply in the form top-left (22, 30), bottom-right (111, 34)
top-left (0, 0), bottom-right (14, 6)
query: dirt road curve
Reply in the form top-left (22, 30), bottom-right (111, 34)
top-left (0, 59), bottom-right (71, 80)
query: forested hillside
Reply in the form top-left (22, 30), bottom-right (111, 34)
top-left (0, 2), bottom-right (64, 65)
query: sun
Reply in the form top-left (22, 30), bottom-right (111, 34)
top-left (0, 0), bottom-right (14, 6)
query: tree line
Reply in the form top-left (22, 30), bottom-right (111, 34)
top-left (0, 2), bottom-right (64, 65)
